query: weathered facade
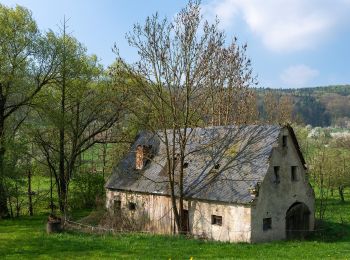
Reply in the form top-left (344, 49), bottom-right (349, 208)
top-left (105, 125), bottom-right (315, 243)
top-left (250, 127), bottom-right (314, 242)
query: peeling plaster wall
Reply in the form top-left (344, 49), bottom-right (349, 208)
top-left (190, 200), bottom-right (251, 242)
top-left (251, 128), bottom-right (315, 243)
top-left (106, 190), bottom-right (251, 242)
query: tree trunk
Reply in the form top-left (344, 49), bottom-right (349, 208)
top-left (27, 170), bottom-right (33, 216)
top-left (50, 169), bottom-right (54, 214)
top-left (15, 181), bottom-right (19, 217)
top-left (102, 143), bottom-right (107, 179)
top-left (0, 119), bottom-right (9, 217)
top-left (338, 185), bottom-right (345, 203)
top-left (58, 177), bottom-right (67, 213)
top-left (0, 176), bottom-right (8, 218)
top-left (8, 196), bottom-right (13, 218)
top-left (58, 17), bottom-right (67, 216)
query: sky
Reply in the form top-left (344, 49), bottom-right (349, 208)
top-left (2, 0), bottom-right (350, 89)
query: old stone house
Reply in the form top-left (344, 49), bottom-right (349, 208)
top-left (105, 125), bottom-right (315, 243)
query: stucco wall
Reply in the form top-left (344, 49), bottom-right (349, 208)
top-left (106, 190), bottom-right (251, 242)
top-left (190, 200), bottom-right (251, 242)
top-left (251, 128), bottom-right (315, 243)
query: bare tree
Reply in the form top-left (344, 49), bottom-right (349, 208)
top-left (112, 0), bottom-right (257, 233)
top-left (263, 91), bottom-right (294, 124)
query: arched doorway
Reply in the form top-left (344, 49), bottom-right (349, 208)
top-left (286, 202), bottom-right (310, 239)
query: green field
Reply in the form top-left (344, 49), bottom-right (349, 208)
top-left (1, 196), bottom-right (350, 259)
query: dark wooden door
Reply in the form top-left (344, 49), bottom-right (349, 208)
top-left (182, 209), bottom-right (189, 233)
top-left (286, 203), bottom-right (310, 239)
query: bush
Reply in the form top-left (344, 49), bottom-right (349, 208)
top-left (70, 172), bottom-right (105, 209)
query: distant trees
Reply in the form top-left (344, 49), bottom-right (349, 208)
top-left (295, 95), bottom-right (331, 127)
top-left (112, 0), bottom-right (257, 233)
top-left (257, 86), bottom-right (350, 127)
top-left (262, 91), bottom-right (293, 124)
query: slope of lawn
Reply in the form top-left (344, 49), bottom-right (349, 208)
top-left (1, 197), bottom-right (350, 259)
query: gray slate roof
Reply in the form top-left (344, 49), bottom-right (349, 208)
top-left (106, 125), bottom-right (283, 204)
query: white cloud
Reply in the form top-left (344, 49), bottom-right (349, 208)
top-left (201, 0), bottom-right (239, 28)
top-left (280, 64), bottom-right (319, 87)
top-left (202, 0), bottom-right (350, 52)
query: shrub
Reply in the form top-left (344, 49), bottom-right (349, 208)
top-left (70, 172), bottom-right (105, 209)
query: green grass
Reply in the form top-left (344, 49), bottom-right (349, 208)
top-left (3, 170), bottom-right (350, 259)
top-left (1, 198), bottom-right (350, 259)
top-left (4, 129), bottom-right (349, 259)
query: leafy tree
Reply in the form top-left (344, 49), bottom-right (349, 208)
top-left (32, 25), bottom-right (128, 214)
top-left (0, 4), bottom-right (60, 217)
top-left (329, 137), bottom-right (350, 202)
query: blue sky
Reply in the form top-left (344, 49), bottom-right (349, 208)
top-left (2, 0), bottom-right (350, 88)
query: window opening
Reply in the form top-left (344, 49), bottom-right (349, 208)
top-left (128, 202), bottom-right (136, 211)
top-left (211, 215), bottom-right (222, 226)
top-left (291, 166), bottom-right (298, 181)
top-left (263, 218), bottom-right (272, 231)
top-left (282, 135), bottom-right (288, 147)
top-left (274, 166), bottom-right (280, 184)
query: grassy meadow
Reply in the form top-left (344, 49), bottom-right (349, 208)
top-left (1, 195), bottom-right (349, 259)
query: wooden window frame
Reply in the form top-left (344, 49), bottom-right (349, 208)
top-left (211, 215), bottom-right (222, 226)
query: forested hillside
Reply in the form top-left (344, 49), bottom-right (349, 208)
top-left (256, 85), bottom-right (350, 127)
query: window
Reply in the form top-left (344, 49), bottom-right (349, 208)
top-left (291, 166), bottom-right (298, 181)
top-left (114, 200), bottom-right (121, 211)
top-left (263, 218), bottom-right (272, 231)
top-left (274, 166), bottom-right (280, 184)
top-left (211, 215), bottom-right (222, 226)
top-left (128, 202), bottom-right (136, 211)
top-left (282, 135), bottom-right (288, 147)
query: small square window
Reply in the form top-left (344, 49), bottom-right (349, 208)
top-left (282, 135), bottom-right (288, 147)
top-left (211, 215), bottom-right (222, 226)
top-left (263, 218), bottom-right (272, 231)
top-left (274, 166), bottom-right (280, 184)
top-left (128, 202), bottom-right (136, 211)
top-left (291, 166), bottom-right (298, 181)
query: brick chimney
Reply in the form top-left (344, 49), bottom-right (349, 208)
top-left (135, 145), bottom-right (151, 170)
